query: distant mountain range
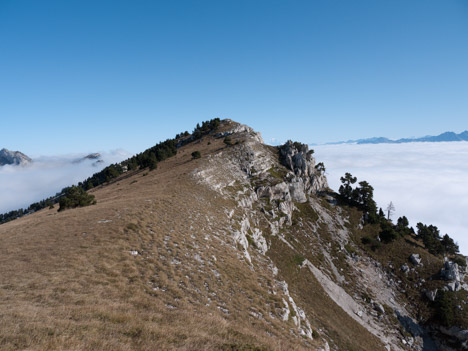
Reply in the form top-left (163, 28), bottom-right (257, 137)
top-left (327, 130), bottom-right (468, 145)
top-left (0, 148), bottom-right (32, 166)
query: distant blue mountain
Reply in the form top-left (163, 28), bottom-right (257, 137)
top-left (326, 130), bottom-right (468, 145)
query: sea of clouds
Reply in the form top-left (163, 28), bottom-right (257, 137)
top-left (0, 150), bottom-right (130, 214)
top-left (313, 142), bottom-right (468, 255)
top-left (2, 142), bottom-right (467, 254)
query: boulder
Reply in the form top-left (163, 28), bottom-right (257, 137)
top-left (447, 281), bottom-right (461, 292)
top-left (441, 261), bottom-right (461, 282)
top-left (409, 253), bottom-right (422, 265)
top-left (279, 201), bottom-right (295, 225)
top-left (425, 289), bottom-right (438, 302)
top-left (289, 178), bottom-right (307, 203)
top-left (401, 264), bottom-right (410, 273)
top-left (373, 303), bottom-right (386, 314)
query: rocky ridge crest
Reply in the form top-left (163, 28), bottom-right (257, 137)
top-left (193, 120), bottom-right (429, 351)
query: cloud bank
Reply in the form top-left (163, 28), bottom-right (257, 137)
top-left (313, 142), bottom-right (468, 255)
top-left (0, 150), bottom-right (130, 214)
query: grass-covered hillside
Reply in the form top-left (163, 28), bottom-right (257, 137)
top-left (0, 119), bottom-right (465, 351)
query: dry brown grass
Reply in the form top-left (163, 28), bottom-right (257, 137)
top-left (0, 135), bottom-right (314, 351)
top-left (3, 123), bottom-right (421, 351)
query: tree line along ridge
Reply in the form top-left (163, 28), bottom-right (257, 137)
top-left (0, 117), bottom-right (461, 260)
top-left (0, 118), bottom-right (221, 222)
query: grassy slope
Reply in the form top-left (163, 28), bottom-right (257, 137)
top-left (3, 122), bottom-right (460, 351)
top-left (0, 135), bottom-right (316, 351)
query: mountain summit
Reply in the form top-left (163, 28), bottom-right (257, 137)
top-left (0, 119), bottom-right (466, 351)
top-left (0, 148), bottom-right (32, 166)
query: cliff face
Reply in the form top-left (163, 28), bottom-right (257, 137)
top-left (0, 119), bottom-right (465, 351)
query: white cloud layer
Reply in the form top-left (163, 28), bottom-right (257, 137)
top-left (0, 150), bottom-right (130, 214)
top-left (313, 142), bottom-right (468, 255)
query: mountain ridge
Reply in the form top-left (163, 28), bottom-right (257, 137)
top-left (326, 130), bottom-right (468, 145)
top-left (1, 119), bottom-right (466, 351)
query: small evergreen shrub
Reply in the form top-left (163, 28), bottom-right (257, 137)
top-left (223, 136), bottom-right (233, 146)
top-left (434, 290), bottom-right (455, 326)
top-left (453, 255), bottom-right (466, 267)
top-left (292, 254), bottom-right (305, 266)
top-left (58, 186), bottom-right (96, 212)
top-left (191, 151), bottom-right (201, 159)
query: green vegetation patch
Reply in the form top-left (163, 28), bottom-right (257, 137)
top-left (224, 136), bottom-right (233, 146)
top-left (293, 202), bottom-right (319, 222)
top-left (58, 186), bottom-right (96, 211)
top-left (292, 254), bottom-right (305, 266)
top-left (191, 151), bottom-right (201, 159)
top-left (267, 167), bottom-right (287, 180)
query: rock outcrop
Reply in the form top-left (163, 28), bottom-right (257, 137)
top-left (410, 253), bottom-right (422, 266)
top-left (278, 140), bottom-right (328, 196)
top-left (426, 289), bottom-right (438, 302)
top-left (437, 326), bottom-right (468, 350)
top-left (441, 260), bottom-right (462, 282)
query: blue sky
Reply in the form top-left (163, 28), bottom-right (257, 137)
top-left (1, 0), bottom-right (467, 155)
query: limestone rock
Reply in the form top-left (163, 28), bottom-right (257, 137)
top-left (410, 253), bottom-right (422, 265)
top-left (216, 120), bottom-right (264, 144)
top-left (425, 289), bottom-right (438, 302)
top-left (401, 264), bottom-right (410, 273)
top-left (447, 281), bottom-right (461, 292)
top-left (441, 261), bottom-right (461, 282)
top-left (278, 141), bottom-right (328, 197)
top-left (374, 303), bottom-right (386, 314)
top-left (317, 341), bottom-right (330, 351)
top-left (279, 200), bottom-right (296, 225)
top-left (289, 178), bottom-right (307, 203)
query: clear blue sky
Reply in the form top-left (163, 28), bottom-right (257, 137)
top-left (1, 0), bottom-right (467, 155)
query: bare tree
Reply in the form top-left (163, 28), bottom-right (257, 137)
top-left (386, 201), bottom-right (395, 220)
